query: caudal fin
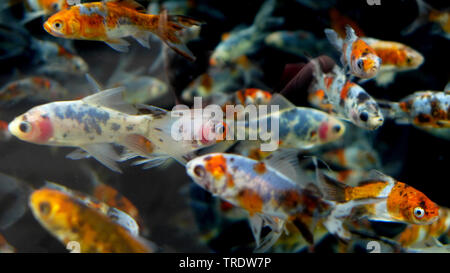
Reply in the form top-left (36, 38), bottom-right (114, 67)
top-left (154, 10), bottom-right (204, 62)
top-left (402, 0), bottom-right (432, 35)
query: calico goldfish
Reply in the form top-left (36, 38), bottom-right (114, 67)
top-left (309, 61), bottom-right (384, 130)
top-left (29, 188), bottom-right (153, 253)
top-left (378, 90), bottom-right (450, 139)
top-left (43, 0), bottom-right (203, 61)
top-left (325, 26), bottom-right (381, 79)
top-left (8, 86), bottom-right (225, 172)
top-left (186, 152), bottom-right (333, 251)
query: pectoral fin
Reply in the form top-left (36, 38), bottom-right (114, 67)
top-left (67, 144), bottom-right (122, 173)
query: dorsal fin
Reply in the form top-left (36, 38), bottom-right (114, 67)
top-left (267, 93), bottom-right (296, 111)
top-left (103, 0), bottom-right (146, 12)
top-left (82, 86), bottom-right (138, 114)
top-left (367, 170), bottom-right (396, 185)
top-left (264, 149), bottom-right (310, 187)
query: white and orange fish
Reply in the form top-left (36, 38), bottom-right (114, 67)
top-left (317, 170), bottom-right (440, 240)
top-left (325, 26), bottom-right (381, 79)
top-left (309, 61), bottom-right (384, 130)
top-left (43, 0), bottom-right (203, 61)
top-left (186, 152), bottom-right (334, 251)
top-left (379, 90), bottom-right (450, 139)
top-left (361, 37), bottom-right (424, 86)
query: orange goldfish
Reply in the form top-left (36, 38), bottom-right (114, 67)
top-left (29, 188), bottom-right (154, 253)
top-left (43, 0), bottom-right (203, 61)
top-left (324, 26), bottom-right (381, 79)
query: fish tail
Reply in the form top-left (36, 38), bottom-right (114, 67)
top-left (148, 11), bottom-right (204, 61)
top-left (402, 0), bottom-right (432, 35)
top-left (316, 170), bottom-right (349, 202)
top-left (377, 100), bottom-right (409, 122)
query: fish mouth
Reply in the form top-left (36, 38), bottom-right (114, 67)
top-left (7, 119), bottom-right (19, 138)
top-left (43, 22), bottom-right (63, 37)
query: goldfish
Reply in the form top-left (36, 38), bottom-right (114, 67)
top-left (317, 170), bottom-right (440, 240)
top-left (403, 0), bottom-right (450, 40)
top-left (309, 61), bottom-right (384, 130)
top-left (361, 38), bottom-right (424, 86)
top-left (396, 207), bottom-right (450, 248)
top-left (110, 75), bottom-right (168, 105)
top-left (0, 76), bottom-right (69, 108)
top-left (43, 181), bottom-right (140, 236)
top-left (209, 0), bottom-right (282, 66)
top-left (324, 26), bottom-right (381, 79)
top-left (186, 152), bottom-right (334, 251)
top-left (8, 86), bottom-right (226, 172)
top-left (0, 121), bottom-right (11, 141)
top-left (29, 188), bottom-right (154, 253)
top-left (43, 0), bottom-right (203, 61)
top-left (31, 38), bottom-right (89, 75)
top-left (378, 90), bottom-right (450, 140)
top-left (240, 94), bottom-right (345, 150)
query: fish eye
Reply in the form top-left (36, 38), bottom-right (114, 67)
top-left (332, 124), bottom-right (341, 133)
top-left (19, 121), bottom-right (32, 133)
top-left (406, 57), bottom-right (412, 64)
top-left (53, 21), bottom-right (63, 30)
top-left (39, 201), bottom-right (51, 215)
top-left (193, 165), bottom-right (206, 178)
top-left (359, 112), bottom-right (369, 122)
top-left (414, 207), bottom-right (425, 219)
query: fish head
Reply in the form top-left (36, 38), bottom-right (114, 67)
top-left (317, 116), bottom-right (346, 144)
top-left (43, 9), bottom-right (81, 38)
top-left (8, 105), bottom-right (54, 144)
top-left (29, 189), bottom-right (73, 231)
top-left (354, 97), bottom-right (384, 130)
top-left (392, 184), bottom-right (440, 225)
top-left (403, 48), bottom-right (424, 69)
top-left (186, 153), bottom-right (232, 196)
top-left (354, 54), bottom-right (381, 78)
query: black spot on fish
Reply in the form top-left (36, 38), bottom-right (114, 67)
top-left (357, 92), bottom-right (370, 104)
top-left (111, 123), bottom-right (121, 131)
top-left (63, 104), bottom-right (110, 135)
top-left (154, 128), bottom-right (162, 132)
top-left (159, 138), bottom-right (163, 142)
top-left (54, 106), bottom-right (64, 119)
top-left (126, 125), bottom-right (134, 131)
top-left (63, 133), bottom-right (67, 138)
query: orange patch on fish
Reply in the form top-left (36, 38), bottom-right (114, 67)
top-left (237, 188), bottom-right (263, 215)
top-left (253, 162), bottom-right (267, 174)
top-left (347, 180), bottom-right (388, 201)
top-left (374, 48), bottom-right (407, 66)
top-left (340, 81), bottom-right (354, 101)
top-left (204, 155), bottom-right (227, 179)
